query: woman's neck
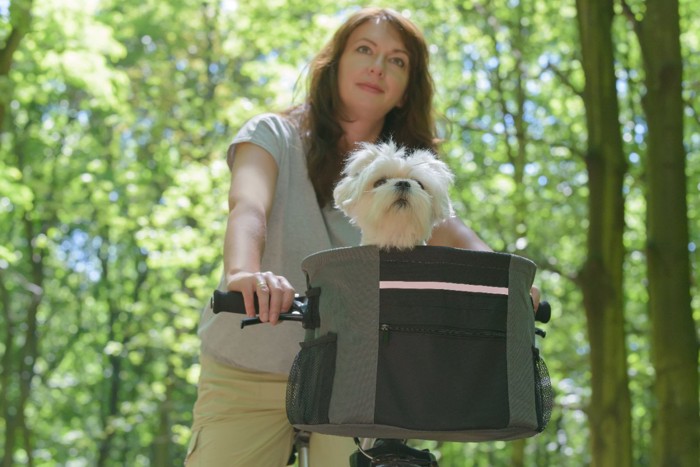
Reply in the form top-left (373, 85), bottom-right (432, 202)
top-left (338, 117), bottom-right (385, 154)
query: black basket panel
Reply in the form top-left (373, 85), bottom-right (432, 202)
top-left (375, 327), bottom-right (509, 430)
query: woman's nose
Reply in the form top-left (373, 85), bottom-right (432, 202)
top-left (369, 57), bottom-right (385, 76)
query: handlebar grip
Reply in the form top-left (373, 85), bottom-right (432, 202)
top-left (210, 290), bottom-right (305, 328)
top-left (535, 301), bottom-right (551, 323)
top-left (211, 290), bottom-right (255, 314)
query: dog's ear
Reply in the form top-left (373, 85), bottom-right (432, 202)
top-left (333, 175), bottom-right (358, 215)
top-left (430, 159), bottom-right (455, 221)
top-left (433, 189), bottom-right (455, 222)
top-left (412, 149), bottom-right (456, 222)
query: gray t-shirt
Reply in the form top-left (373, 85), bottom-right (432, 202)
top-left (198, 113), bottom-right (360, 374)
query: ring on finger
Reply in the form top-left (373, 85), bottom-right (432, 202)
top-left (256, 278), bottom-right (268, 289)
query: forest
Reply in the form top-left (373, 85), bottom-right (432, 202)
top-left (0, 0), bottom-right (697, 465)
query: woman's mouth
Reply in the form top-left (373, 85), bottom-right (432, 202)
top-left (357, 82), bottom-right (384, 94)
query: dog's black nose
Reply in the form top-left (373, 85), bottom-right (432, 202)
top-left (394, 180), bottom-right (411, 190)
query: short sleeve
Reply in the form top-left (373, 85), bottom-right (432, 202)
top-left (227, 113), bottom-right (298, 170)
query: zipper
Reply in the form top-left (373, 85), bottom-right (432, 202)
top-left (379, 323), bottom-right (505, 344)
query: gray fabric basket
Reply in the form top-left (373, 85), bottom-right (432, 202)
top-left (286, 245), bottom-right (552, 442)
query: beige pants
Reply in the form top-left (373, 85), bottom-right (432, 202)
top-left (185, 354), bottom-right (356, 466)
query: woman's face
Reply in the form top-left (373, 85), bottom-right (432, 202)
top-left (337, 19), bottom-right (410, 122)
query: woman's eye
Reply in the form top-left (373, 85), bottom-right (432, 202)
top-left (390, 57), bottom-right (406, 68)
top-left (357, 45), bottom-right (372, 54)
top-left (373, 177), bottom-right (387, 188)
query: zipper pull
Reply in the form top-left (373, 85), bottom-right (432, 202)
top-left (380, 324), bottom-right (391, 344)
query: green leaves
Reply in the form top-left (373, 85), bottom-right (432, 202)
top-left (0, 0), bottom-right (697, 465)
top-left (0, 163), bottom-right (33, 212)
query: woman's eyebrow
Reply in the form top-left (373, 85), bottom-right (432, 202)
top-left (355, 37), bottom-right (409, 56)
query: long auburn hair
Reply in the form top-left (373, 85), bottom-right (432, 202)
top-left (284, 7), bottom-right (437, 207)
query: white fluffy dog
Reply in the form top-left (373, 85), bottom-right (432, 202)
top-left (333, 140), bottom-right (455, 250)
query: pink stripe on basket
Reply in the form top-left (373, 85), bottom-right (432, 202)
top-left (380, 281), bottom-right (509, 295)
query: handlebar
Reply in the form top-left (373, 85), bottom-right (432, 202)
top-left (210, 290), bottom-right (306, 328)
top-left (211, 290), bottom-right (552, 329)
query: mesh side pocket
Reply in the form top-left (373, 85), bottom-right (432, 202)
top-left (286, 333), bottom-right (337, 426)
top-left (533, 347), bottom-right (554, 432)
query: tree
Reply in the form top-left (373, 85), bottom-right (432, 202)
top-left (575, 0), bottom-right (632, 466)
top-left (0, 0), bottom-right (697, 464)
top-left (0, 0), bottom-right (33, 131)
top-left (623, 0), bottom-right (699, 465)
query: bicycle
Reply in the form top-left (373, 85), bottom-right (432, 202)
top-left (210, 289), bottom-right (552, 467)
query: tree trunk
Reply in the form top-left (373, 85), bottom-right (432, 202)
top-left (0, 13), bottom-right (36, 464)
top-left (1, 272), bottom-right (16, 467)
top-left (2, 138), bottom-right (46, 467)
top-left (633, 0), bottom-right (699, 465)
top-left (510, 438), bottom-right (525, 467)
top-left (153, 363), bottom-right (175, 466)
top-left (96, 224), bottom-right (120, 467)
top-left (575, 0), bottom-right (632, 466)
top-left (0, 0), bottom-right (34, 132)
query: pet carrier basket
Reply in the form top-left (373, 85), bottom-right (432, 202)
top-left (286, 245), bottom-right (553, 442)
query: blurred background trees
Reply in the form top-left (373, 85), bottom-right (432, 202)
top-left (0, 0), bottom-right (697, 465)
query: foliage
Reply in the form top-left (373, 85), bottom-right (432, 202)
top-left (0, 0), bottom-right (697, 465)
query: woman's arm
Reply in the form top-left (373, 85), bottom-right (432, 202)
top-left (223, 142), bottom-right (295, 324)
top-left (427, 216), bottom-right (492, 251)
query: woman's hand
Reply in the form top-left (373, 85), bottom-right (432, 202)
top-left (531, 285), bottom-right (541, 311)
top-left (226, 271), bottom-right (295, 325)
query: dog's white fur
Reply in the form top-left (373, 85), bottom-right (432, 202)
top-left (333, 140), bottom-right (454, 250)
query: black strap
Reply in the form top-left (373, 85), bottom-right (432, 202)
top-left (302, 287), bottom-right (321, 330)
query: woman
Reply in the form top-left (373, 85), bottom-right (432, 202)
top-left (186, 7), bottom-right (491, 466)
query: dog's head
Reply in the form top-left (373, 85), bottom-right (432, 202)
top-left (333, 140), bottom-right (454, 249)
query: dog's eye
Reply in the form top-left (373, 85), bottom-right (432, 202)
top-left (413, 179), bottom-right (425, 190)
top-left (373, 177), bottom-right (387, 188)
